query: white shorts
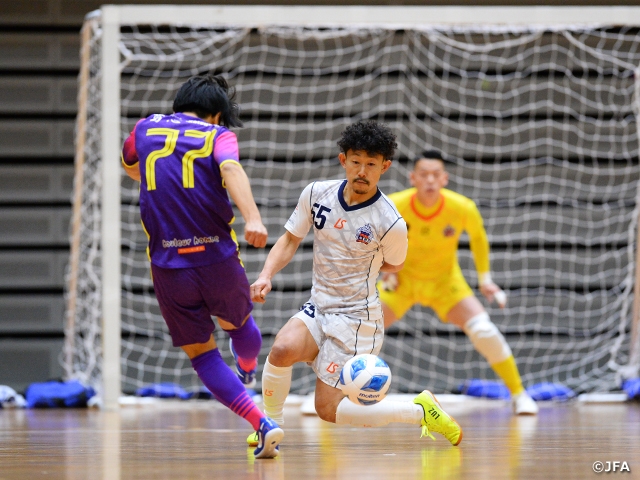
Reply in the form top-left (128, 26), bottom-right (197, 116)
top-left (293, 300), bottom-right (384, 387)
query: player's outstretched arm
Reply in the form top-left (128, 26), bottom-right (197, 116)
top-left (122, 161), bottom-right (141, 182)
top-left (251, 231), bottom-right (303, 303)
top-left (379, 216), bottom-right (408, 276)
top-left (380, 262), bottom-right (404, 273)
top-left (479, 274), bottom-right (507, 308)
top-left (221, 162), bottom-right (268, 248)
top-left (121, 122), bottom-right (142, 182)
top-left (467, 201), bottom-right (506, 308)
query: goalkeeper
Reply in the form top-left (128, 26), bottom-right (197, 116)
top-left (379, 150), bottom-right (538, 415)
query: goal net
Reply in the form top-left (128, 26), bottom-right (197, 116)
top-left (64, 6), bottom-right (640, 401)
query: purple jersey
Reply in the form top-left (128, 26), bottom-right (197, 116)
top-left (122, 112), bottom-right (241, 268)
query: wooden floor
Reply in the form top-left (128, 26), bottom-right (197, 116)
top-left (1, 396), bottom-right (639, 480)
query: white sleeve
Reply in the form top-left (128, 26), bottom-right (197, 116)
top-left (284, 182), bottom-right (314, 238)
top-left (380, 218), bottom-right (408, 266)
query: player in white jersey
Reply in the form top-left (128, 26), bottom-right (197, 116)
top-left (287, 178), bottom-right (406, 320)
top-left (249, 121), bottom-right (463, 448)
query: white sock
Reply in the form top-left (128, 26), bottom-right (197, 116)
top-left (261, 356), bottom-right (292, 425)
top-left (335, 397), bottom-right (423, 427)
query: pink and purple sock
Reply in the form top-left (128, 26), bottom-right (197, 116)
top-left (227, 315), bottom-right (262, 371)
top-left (190, 348), bottom-right (264, 430)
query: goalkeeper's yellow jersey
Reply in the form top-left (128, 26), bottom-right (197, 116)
top-left (388, 187), bottom-right (490, 282)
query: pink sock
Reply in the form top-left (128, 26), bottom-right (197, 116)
top-left (238, 357), bottom-right (257, 371)
top-left (227, 316), bottom-right (262, 368)
top-left (191, 348), bottom-right (264, 430)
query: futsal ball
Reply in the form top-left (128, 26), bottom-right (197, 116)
top-left (339, 354), bottom-right (392, 406)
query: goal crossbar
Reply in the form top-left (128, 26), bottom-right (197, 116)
top-left (100, 5), bottom-right (640, 28)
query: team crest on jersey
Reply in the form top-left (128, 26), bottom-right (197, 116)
top-left (443, 224), bottom-right (456, 237)
top-left (355, 224), bottom-right (374, 244)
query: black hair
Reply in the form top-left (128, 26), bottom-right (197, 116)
top-left (337, 120), bottom-right (397, 160)
top-left (413, 149), bottom-right (446, 167)
top-left (172, 74), bottom-right (242, 128)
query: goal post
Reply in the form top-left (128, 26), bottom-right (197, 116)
top-left (100, 7), bottom-right (122, 411)
top-left (66, 5), bottom-right (640, 409)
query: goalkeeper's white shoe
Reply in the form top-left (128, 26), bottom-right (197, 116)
top-left (512, 391), bottom-right (539, 415)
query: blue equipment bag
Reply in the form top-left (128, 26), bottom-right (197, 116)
top-left (136, 382), bottom-right (191, 399)
top-left (459, 379), bottom-right (510, 399)
top-left (622, 378), bottom-right (640, 400)
top-left (25, 380), bottom-right (96, 408)
top-left (526, 382), bottom-right (575, 401)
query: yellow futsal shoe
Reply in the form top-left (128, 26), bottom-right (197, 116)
top-left (247, 431), bottom-right (259, 447)
top-left (413, 390), bottom-right (463, 446)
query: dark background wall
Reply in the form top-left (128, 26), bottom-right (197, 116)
top-left (0, 0), bottom-right (636, 391)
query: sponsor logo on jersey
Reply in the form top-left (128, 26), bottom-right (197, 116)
top-left (355, 223), bottom-right (373, 244)
top-left (334, 218), bottom-right (347, 229)
top-left (162, 236), bottom-right (220, 248)
top-left (178, 246), bottom-right (205, 254)
top-left (150, 114), bottom-right (164, 123)
top-left (443, 225), bottom-right (456, 237)
top-left (162, 237), bottom-right (192, 248)
top-left (193, 235), bottom-right (219, 245)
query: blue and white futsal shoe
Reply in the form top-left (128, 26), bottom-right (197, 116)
top-left (229, 339), bottom-right (257, 388)
top-left (254, 417), bottom-right (284, 459)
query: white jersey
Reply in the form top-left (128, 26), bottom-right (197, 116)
top-left (285, 179), bottom-right (408, 319)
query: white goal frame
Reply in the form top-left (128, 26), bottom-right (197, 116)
top-left (86, 5), bottom-right (640, 409)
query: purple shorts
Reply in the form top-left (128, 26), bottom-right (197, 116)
top-left (150, 253), bottom-right (253, 347)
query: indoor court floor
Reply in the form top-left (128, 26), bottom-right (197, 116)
top-left (1, 395), bottom-right (639, 479)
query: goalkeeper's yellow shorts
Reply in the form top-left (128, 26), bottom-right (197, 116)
top-left (378, 264), bottom-right (474, 322)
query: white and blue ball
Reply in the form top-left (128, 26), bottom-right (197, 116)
top-left (339, 354), bottom-right (392, 406)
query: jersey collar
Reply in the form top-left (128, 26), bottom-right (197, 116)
top-left (411, 192), bottom-right (445, 221)
top-left (338, 179), bottom-right (382, 211)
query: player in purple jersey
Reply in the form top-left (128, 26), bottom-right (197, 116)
top-left (122, 74), bottom-right (282, 458)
